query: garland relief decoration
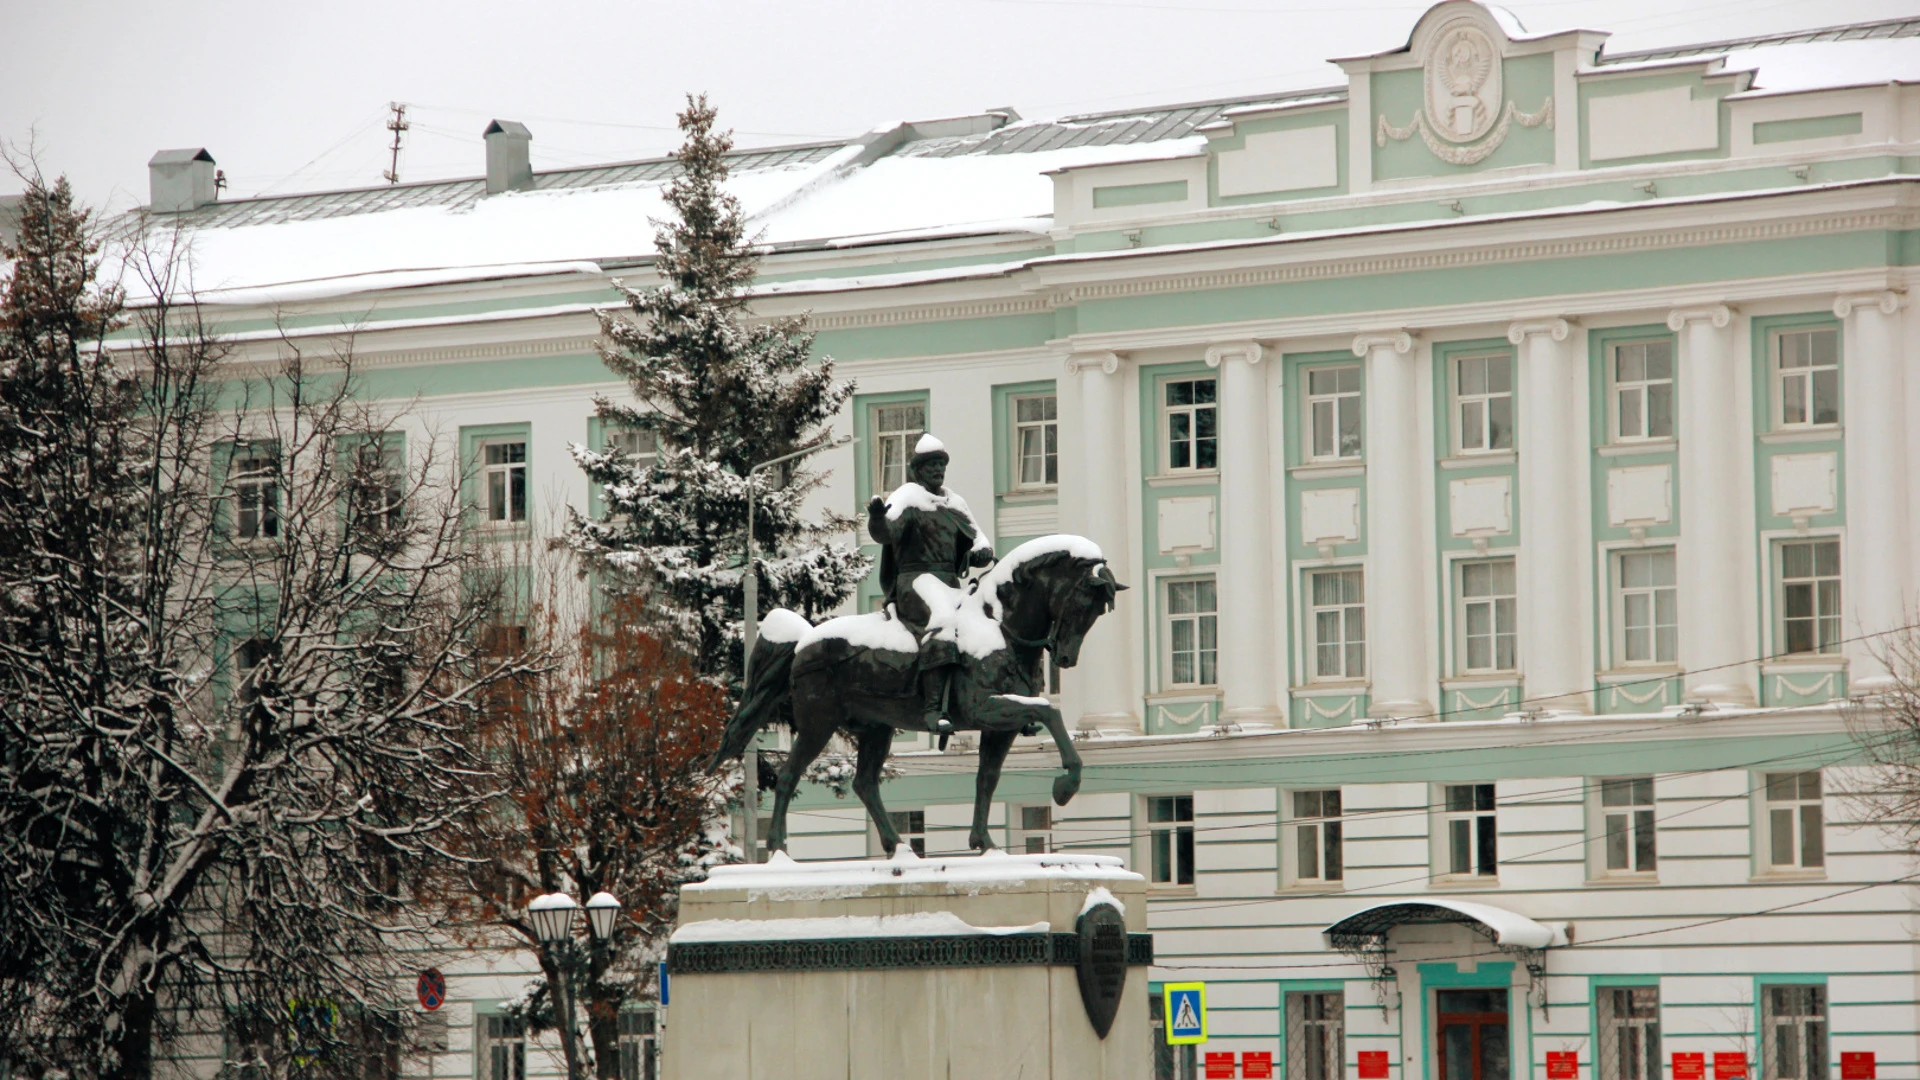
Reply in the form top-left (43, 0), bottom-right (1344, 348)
top-left (1377, 17), bottom-right (1553, 166)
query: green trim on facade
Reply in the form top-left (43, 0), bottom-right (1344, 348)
top-left (1577, 70), bottom-right (1737, 169)
top-left (1093, 181), bottom-right (1190, 209)
top-left (459, 421), bottom-right (533, 540)
top-left (1417, 961), bottom-right (1517, 1080)
top-left (1752, 114), bottom-right (1863, 146)
top-left (1205, 106), bottom-right (1350, 207)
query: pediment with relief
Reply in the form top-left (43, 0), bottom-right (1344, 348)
top-left (1375, 5), bottom-right (1554, 166)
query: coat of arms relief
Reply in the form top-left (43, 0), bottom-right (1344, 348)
top-left (1377, 18), bottom-right (1553, 166)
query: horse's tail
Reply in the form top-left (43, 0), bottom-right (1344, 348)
top-left (712, 634), bottom-right (797, 772)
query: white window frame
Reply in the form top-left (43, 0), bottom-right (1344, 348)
top-left (1760, 984), bottom-right (1829, 1080)
top-left (1282, 789), bottom-right (1343, 887)
top-left (1010, 392), bottom-right (1059, 491)
top-left (1759, 770), bottom-right (1825, 873)
top-left (606, 424), bottom-right (659, 470)
top-left (479, 438), bottom-right (528, 526)
top-left (347, 434), bottom-right (406, 538)
top-left (476, 1012), bottom-right (527, 1080)
top-left (1614, 548), bottom-right (1677, 667)
top-left (1285, 990), bottom-right (1345, 1080)
top-left (869, 400), bottom-right (926, 497)
top-left (229, 445), bottom-right (281, 541)
top-left (1145, 794), bottom-right (1195, 887)
top-left (1775, 539), bottom-right (1842, 657)
top-left (1163, 576), bottom-right (1219, 689)
top-left (1013, 804), bottom-right (1053, 854)
top-left (1592, 776), bottom-right (1657, 878)
top-left (1455, 558), bottom-right (1517, 674)
top-left (1453, 352), bottom-right (1514, 454)
top-left (1436, 782), bottom-right (1498, 879)
top-left (1306, 566), bottom-right (1366, 682)
top-left (1773, 326), bottom-right (1841, 430)
top-left (1610, 338), bottom-right (1676, 443)
top-left (1304, 364), bottom-right (1363, 462)
top-left (1160, 376), bottom-right (1218, 474)
top-left (1596, 985), bottom-right (1662, 1080)
top-left (616, 1009), bottom-right (658, 1080)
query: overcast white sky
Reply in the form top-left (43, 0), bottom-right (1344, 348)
top-left (4, 0), bottom-right (1914, 211)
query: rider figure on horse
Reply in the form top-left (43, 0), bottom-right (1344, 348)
top-left (866, 433), bottom-right (994, 737)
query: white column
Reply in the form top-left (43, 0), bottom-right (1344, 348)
top-left (1835, 290), bottom-right (1911, 693)
top-left (1355, 330), bottom-right (1431, 718)
top-left (1068, 350), bottom-right (1140, 732)
top-left (1509, 318), bottom-right (1589, 713)
top-left (1207, 340), bottom-right (1280, 725)
top-left (1669, 304), bottom-right (1755, 705)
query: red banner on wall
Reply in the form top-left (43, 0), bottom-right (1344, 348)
top-left (1547, 1051), bottom-right (1579, 1078)
top-left (1674, 1053), bottom-right (1707, 1080)
top-left (1842, 1053), bottom-right (1876, 1080)
top-left (1204, 1052), bottom-right (1237, 1079)
top-left (1241, 1052), bottom-right (1274, 1079)
top-left (1359, 1051), bottom-right (1392, 1079)
top-left (1715, 1052), bottom-right (1750, 1079)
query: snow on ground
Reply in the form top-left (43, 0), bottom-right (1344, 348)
top-left (1723, 39), bottom-right (1920, 96)
top-left (670, 911), bottom-right (1049, 943)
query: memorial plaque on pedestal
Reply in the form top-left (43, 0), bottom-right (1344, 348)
top-left (1075, 900), bottom-right (1128, 1038)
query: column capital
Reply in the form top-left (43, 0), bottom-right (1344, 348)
top-left (1666, 303), bottom-right (1733, 332)
top-left (1203, 340), bottom-right (1264, 368)
top-left (1351, 330), bottom-right (1414, 357)
top-left (1064, 350), bottom-right (1122, 376)
top-left (1506, 317), bottom-right (1573, 345)
top-left (1833, 290), bottom-right (1907, 319)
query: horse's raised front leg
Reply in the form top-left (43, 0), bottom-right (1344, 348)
top-left (766, 719), bottom-right (833, 855)
top-left (1040, 706), bottom-right (1083, 806)
top-left (970, 729), bottom-right (1016, 851)
top-left (851, 723), bottom-right (903, 855)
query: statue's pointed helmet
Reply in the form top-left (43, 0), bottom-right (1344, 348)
top-left (910, 432), bottom-right (949, 471)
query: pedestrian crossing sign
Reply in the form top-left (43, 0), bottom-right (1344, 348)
top-left (1164, 982), bottom-right (1208, 1045)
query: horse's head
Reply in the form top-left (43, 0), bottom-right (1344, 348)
top-left (986, 540), bottom-right (1127, 669)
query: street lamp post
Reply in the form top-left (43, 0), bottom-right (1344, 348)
top-left (528, 890), bottom-right (621, 1080)
top-left (740, 434), bottom-right (855, 863)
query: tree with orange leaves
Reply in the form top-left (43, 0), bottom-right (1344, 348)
top-left (440, 588), bottom-right (734, 1079)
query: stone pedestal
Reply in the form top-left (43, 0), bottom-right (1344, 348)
top-left (663, 851), bottom-right (1151, 1080)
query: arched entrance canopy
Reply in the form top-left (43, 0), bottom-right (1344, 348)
top-left (1322, 900), bottom-right (1567, 952)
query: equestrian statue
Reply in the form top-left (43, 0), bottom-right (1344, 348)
top-left (714, 433), bottom-right (1126, 855)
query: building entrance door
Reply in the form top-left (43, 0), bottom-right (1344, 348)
top-left (1437, 989), bottom-right (1510, 1080)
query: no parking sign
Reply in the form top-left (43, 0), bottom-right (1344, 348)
top-left (416, 968), bottom-right (446, 1011)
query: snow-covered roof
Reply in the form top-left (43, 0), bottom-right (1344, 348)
top-left (1323, 899), bottom-right (1569, 950)
top-left (685, 849), bottom-right (1141, 900)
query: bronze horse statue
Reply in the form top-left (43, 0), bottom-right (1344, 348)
top-left (715, 536), bottom-right (1124, 855)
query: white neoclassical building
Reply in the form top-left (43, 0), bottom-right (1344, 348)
top-left (133, 5), bottom-right (1920, 1079)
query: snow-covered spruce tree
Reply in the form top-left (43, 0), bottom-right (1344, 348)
top-left (565, 95), bottom-right (867, 681)
top-left (0, 171), bottom-right (540, 1080)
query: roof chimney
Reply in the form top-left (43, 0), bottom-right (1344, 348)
top-left (147, 148), bottom-right (217, 213)
top-left (484, 120), bottom-right (533, 194)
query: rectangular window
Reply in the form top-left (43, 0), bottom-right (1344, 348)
top-left (1012, 394), bottom-right (1059, 489)
top-left (1308, 568), bottom-right (1366, 680)
top-left (1765, 771), bottom-right (1824, 870)
top-left (1458, 559), bottom-right (1517, 673)
top-left (1163, 378), bottom-right (1218, 472)
top-left (1148, 795), bottom-right (1195, 886)
top-left (1613, 340), bottom-right (1675, 441)
top-left (231, 447), bottom-right (281, 540)
top-left (1456, 354), bottom-right (1514, 452)
top-left (347, 435), bottom-right (405, 538)
top-left (481, 440), bottom-right (528, 525)
top-left (1016, 805), bottom-right (1053, 854)
top-left (1778, 540), bottom-right (1841, 656)
top-left (1289, 790), bottom-right (1343, 884)
top-left (1597, 986), bottom-right (1661, 1080)
top-left (885, 809), bottom-right (926, 857)
top-left (1776, 328), bottom-right (1840, 428)
top-left (1762, 985), bottom-right (1828, 1080)
top-left (1600, 777), bottom-right (1657, 874)
top-left (1617, 549), bottom-right (1677, 665)
top-left (1285, 992), bottom-right (1345, 1080)
top-left (871, 401), bottom-right (926, 496)
top-left (606, 425), bottom-right (659, 469)
top-left (1306, 365), bottom-right (1363, 460)
top-left (479, 1015), bottom-right (526, 1080)
top-left (1442, 783), bottom-right (1497, 877)
top-left (616, 1010), bottom-right (658, 1080)
top-left (1165, 578), bottom-right (1219, 687)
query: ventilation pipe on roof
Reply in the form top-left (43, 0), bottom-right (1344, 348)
top-left (148, 148), bottom-right (218, 213)
top-left (484, 120), bottom-right (533, 194)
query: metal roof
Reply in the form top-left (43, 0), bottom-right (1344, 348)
top-left (1599, 14), bottom-right (1920, 64)
top-left (900, 87), bottom-right (1347, 159)
top-left (1323, 900), bottom-right (1561, 952)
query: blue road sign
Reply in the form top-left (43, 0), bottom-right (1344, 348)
top-left (1164, 983), bottom-right (1207, 1044)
